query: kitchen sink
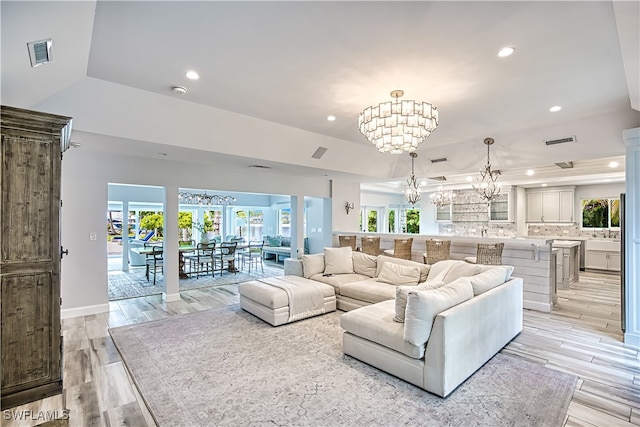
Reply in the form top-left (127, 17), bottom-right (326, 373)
top-left (586, 239), bottom-right (621, 251)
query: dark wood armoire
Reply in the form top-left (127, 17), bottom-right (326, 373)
top-left (1, 105), bottom-right (72, 409)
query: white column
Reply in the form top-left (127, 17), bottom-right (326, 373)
top-left (290, 195), bottom-right (305, 259)
top-left (163, 185), bottom-right (180, 302)
top-left (121, 200), bottom-right (130, 271)
top-left (623, 127), bottom-right (640, 347)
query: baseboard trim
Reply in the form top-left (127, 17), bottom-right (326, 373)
top-left (624, 331), bottom-right (640, 349)
top-left (61, 303), bottom-right (110, 319)
top-left (163, 292), bottom-right (181, 302)
top-left (523, 300), bottom-right (551, 313)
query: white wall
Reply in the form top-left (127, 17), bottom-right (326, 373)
top-left (61, 147), bottom-right (331, 315)
top-left (331, 179), bottom-right (361, 232)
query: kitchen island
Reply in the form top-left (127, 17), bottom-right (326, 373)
top-left (333, 232), bottom-right (556, 312)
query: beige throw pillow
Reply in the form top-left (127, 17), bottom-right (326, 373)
top-left (376, 255), bottom-right (430, 283)
top-left (393, 280), bottom-right (445, 323)
top-left (301, 253), bottom-right (325, 279)
top-left (324, 246), bottom-right (354, 275)
top-left (377, 262), bottom-right (421, 286)
top-left (352, 251), bottom-right (377, 277)
top-left (469, 266), bottom-right (514, 295)
top-left (404, 277), bottom-right (474, 346)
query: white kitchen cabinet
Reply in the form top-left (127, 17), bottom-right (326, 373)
top-left (526, 187), bottom-right (575, 223)
top-left (586, 250), bottom-right (620, 271)
top-left (489, 191), bottom-right (512, 222)
top-left (435, 204), bottom-right (452, 222)
top-left (585, 239), bottom-right (620, 271)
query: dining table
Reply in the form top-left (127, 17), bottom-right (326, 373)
top-left (132, 242), bottom-right (249, 278)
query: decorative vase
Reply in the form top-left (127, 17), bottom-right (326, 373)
top-left (200, 232), bottom-right (210, 244)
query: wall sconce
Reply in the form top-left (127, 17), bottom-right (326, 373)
top-left (345, 202), bottom-right (355, 214)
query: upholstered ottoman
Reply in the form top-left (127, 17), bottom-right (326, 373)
top-left (238, 276), bottom-right (336, 326)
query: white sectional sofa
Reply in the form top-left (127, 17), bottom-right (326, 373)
top-left (283, 246), bottom-right (524, 397)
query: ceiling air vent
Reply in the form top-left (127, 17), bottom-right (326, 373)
top-left (544, 135), bottom-right (576, 146)
top-left (311, 146), bottom-right (328, 159)
top-left (27, 39), bottom-right (53, 67)
top-left (428, 176), bottom-right (447, 182)
top-left (429, 157), bottom-right (448, 164)
top-left (555, 161), bottom-right (574, 169)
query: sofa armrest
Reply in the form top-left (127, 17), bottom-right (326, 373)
top-left (284, 258), bottom-right (303, 276)
top-left (423, 277), bottom-right (523, 397)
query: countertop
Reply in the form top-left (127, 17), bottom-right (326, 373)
top-left (552, 240), bottom-right (582, 248)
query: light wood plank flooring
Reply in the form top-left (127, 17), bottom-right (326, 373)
top-left (3, 272), bottom-right (638, 427)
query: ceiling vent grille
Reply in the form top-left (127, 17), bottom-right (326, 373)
top-left (311, 146), bottom-right (328, 159)
top-left (429, 157), bottom-right (448, 164)
top-left (544, 136), bottom-right (576, 146)
top-left (428, 176), bottom-right (447, 181)
top-left (555, 161), bottom-right (574, 169)
top-left (27, 39), bottom-right (53, 67)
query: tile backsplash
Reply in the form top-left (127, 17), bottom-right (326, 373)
top-left (527, 224), bottom-right (620, 239)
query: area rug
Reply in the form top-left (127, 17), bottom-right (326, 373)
top-left (107, 262), bottom-right (284, 300)
top-left (110, 306), bottom-right (577, 427)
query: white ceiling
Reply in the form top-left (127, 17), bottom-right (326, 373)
top-left (1, 1), bottom-right (638, 193)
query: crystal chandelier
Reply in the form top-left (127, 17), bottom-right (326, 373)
top-left (403, 152), bottom-right (421, 205)
top-left (178, 191), bottom-right (236, 206)
top-left (473, 137), bottom-right (501, 202)
top-left (358, 90), bottom-right (438, 154)
top-left (430, 185), bottom-right (455, 207)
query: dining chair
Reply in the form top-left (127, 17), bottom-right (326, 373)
top-left (424, 239), bottom-right (451, 264)
top-left (145, 245), bottom-right (164, 285)
top-left (383, 238), bottom-right (413, 260)
top-left (240, 241), bottom-right (264, 273)
top-left (215, 241), bottom-right (238, 275)
top-left (465, 242), bottom-right (504, 265)
top-left (338, 235), bottom-right (357, 250)
top-left (361, 236), bottom-right (381, 256)
top-left (184, 242), bottom-right (215, 278)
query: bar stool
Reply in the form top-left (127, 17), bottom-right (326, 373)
top-left (338, 235), bottom-right (357, 250)
top-left (465, 243), bottom-right (504, 265)
top-left (423, 239), bottom-right (451, 264)
top-left (383, 238), bottom-right (413, 260)
top-left (361, 236), bottom-right (381, 256)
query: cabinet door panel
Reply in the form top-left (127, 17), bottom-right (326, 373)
top-left (586, 251), bottom-right (608, 270)
top-left (542, 192), bottom-right (560, 222)
top-left (559, 191), bottom-right (574, 222)
top-left (527, 193), bottom-right (543, 222)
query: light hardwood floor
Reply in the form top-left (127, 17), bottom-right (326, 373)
top-left (3, 272), bottom-right (638, 427)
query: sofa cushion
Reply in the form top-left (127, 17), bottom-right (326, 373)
top-left (376, 255), bottom-right (430, 283)
top-left (442, 262), bottom-right (499, 284)
top-left (340, 278), bottom-right (397, 304)
top-left (352, 251), bottom-right (377, 277)
top-left (393, 280), bottom-right (445, 323)
top-left (309, 273), bottom-right (369, 295)
top-left (469, 266), bottom-right (514, 295)
top-left (377, 262), bottom-right (421, 286)
top-left (425, 260), bottom-right (464, 283)
top-left (323, 247), bottom-right (354, 275)
top-left (302, 253), bottom-right (325, 279)
top-left (340, 300), bottom-right (425, 359)
top-left (404, 277), bottom-right (474, 346)
top-left (268, 236), bottom-right (282, 247)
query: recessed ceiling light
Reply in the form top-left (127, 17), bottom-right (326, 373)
top-left (466, 176), bottom-right (473, 182)
top-left (549, 106), bottom-right (562, 112)
top-left (185, 70), bottom-right (199, 80)
top-left (541, 183), bottom-right (548, 187)
top-left (609, 161), bottom-right (619, 168)
top-left (327, 115), bottom-right (336, 122)
top-left (497, 47), bottom-right (515, 57)
top-left (526, 169), bottom-right (534, 176)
